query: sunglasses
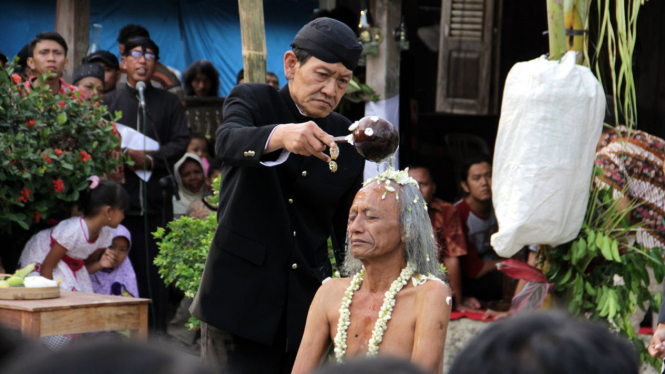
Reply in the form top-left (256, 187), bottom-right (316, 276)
top-left (128, 50), bottom-right (156, 61)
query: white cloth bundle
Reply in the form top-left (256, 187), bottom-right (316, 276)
top-left (491, 51), bottom-right (606, 257)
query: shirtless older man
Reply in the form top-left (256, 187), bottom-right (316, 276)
top-left (292, 169), bottom-right (452, 374)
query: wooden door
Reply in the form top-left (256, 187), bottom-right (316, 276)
top-left (436, 0), bottom-right (498, 115)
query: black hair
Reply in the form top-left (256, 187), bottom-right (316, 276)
top-left (190, 131), bottom-right (208, 143)
top-left (79, 180), bottom-right (130, 217)
top-left (236, 69), bottom-right (244, 85)
top-left (183, 60), bottom-right (220, 97)
top-left (0, 49), bottom-right (7, 66)
top-left (266, 71), bottom-right (277, 78)
top-left (460, 154), bottom-right (492, 183)
top-left (448, 312), bottom-right (639, 374)
top-left (5, 340), bottom-right (211, 374)
top-left (329, 6), bottom-right (361, 37)
top-left (15, 44), bottom-right (32, 80)
top-left (315, 357), bottom-right (428, 374)
top-left (292, 46), bottom-right (312, 66)
top-left (207, 158), bottom-right (222, 178)
top-left (117, 24), bottom-right (150, 45)
top-left (28, 32), bottom-right (68, 58)
top-left (406, 164), bottom-right (433, 177)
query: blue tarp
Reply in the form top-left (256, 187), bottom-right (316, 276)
top-left (1, 0), bottom-right (318, 96)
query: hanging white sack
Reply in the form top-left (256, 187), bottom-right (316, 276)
top-left (490, 51), bottom-right (605, 258)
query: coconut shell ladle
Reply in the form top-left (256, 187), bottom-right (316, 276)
top-left (332, 116), bottom-right (399, 163)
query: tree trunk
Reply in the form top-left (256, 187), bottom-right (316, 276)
top-left (55, 0), bottom-right (90, 83)
top-left (238, 0), bottom-right (267, 84)
top-left (564, 0), bottom-right (590, 64)
top-left (547, 0), bottom-right (566, 60)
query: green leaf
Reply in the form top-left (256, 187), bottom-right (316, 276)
top-left (610, 239), bottom-right (621, 263)
top-left (57, 112), bottom-right (67, 125)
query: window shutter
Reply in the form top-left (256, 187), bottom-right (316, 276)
top-left (436, 0), bottom-right (497, 115)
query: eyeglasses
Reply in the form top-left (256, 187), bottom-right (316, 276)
top-left (128, 50), bottom-right (156, 61)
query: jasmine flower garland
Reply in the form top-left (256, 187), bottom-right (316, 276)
top-left (333, 263), bottom-right (417, 362)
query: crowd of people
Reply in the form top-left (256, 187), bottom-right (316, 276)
top-left (1, 10), bottom-right (664, 374)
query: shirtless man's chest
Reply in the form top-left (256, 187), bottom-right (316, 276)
top-left (328, 284), bottom-right (421, 359)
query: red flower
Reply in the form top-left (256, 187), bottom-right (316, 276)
top-left (7, 149), bottom-right (10, 154)
top-left (18, 196), bottom-right (27, 204)
top-left (41, 153), bottom-right (52, 164)
top-left (58, 101), bottom-right (66, 108)
top-left (54, 148), bottom-right (62, 156)
top-left (34, 211), bottom-right (41, 223)
top-left (11, 74), bottom-right (21, 85)
top-left (53, 179), bottom-right (64, 193)
top-left (94, 101), bottom-right (100, 107)
top-left (26, 119), bottom-right (36, 129)
top-left (80, 151), bottom-right (91, 163)
top-left (20, 187), bottom-right (30, 199)
top-left (111, 123), bottom-right (119, 135)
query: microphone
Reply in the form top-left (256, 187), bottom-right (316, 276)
top-left (136, 81), bottom-right (146, 107)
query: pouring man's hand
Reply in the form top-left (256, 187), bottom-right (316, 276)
top-left (266, 121), bottom-right (335, 163)
top-left (649, 323), bottom-right (665, 359)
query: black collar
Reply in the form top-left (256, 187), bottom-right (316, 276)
top-left (124, 80), bottom-right (154, 94)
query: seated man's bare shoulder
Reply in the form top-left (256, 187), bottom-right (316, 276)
top-left (414, 277), bottom-right (452, 310)
top-left (318, 278), bottom-right (350, 310)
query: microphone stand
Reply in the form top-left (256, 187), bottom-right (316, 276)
top-left (136, 82), bottom-right (156, 331)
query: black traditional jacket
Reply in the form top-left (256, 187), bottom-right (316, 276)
top-left (104, 82), bottom-right (190, 215)
top-left (191, 83), bottom-right (364, 351)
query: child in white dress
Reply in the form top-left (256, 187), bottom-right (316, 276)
top-left (19, 178), bottom-right (129, 293)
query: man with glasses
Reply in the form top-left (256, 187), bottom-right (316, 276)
top-left (103, 37), bottom-right (190, 333)
top-left (116, 24), bottom-right (184, 100)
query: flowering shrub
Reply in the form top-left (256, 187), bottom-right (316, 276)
top-left (0, 62), bottom-right (123, 233)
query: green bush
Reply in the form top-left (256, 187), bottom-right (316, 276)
top-left (547, 166), bottom-right (665, 368)
top-left (0, 61), bottom-right (122, 233)
top-left (154, 177), bottom-right (219, 329)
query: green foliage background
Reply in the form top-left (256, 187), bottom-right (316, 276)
top-left (547, 166), bottom-right (665, 367)
top-left (0, 61), bottom-right (123, 233)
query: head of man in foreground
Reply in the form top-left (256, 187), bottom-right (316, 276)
top-left (292, 169), bottom-right (452, 374)
top-left (448, 311), bottom-right (638, 374)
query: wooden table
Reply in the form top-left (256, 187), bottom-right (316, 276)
top-left (0, 291), bottom-right (150, 340)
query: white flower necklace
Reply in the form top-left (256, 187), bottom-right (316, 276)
top-left (333, 263), bottom-right (416, 362)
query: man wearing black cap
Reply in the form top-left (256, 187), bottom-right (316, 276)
top-left (104, 37), bottom-right (190, 332)
top-left (84, 50), bottom-right (120, 94)
top-left (73, 63), bottom-right (105, 100)
top-left (191, 18), bottom-right (364, 373)
top-left (116, 24), bottom-right (184, 100)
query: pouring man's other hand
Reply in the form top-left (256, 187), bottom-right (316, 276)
top-left (649, 323), bottom-right (665, 359)
top-left (267, 121), bottom-right (335, 163)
